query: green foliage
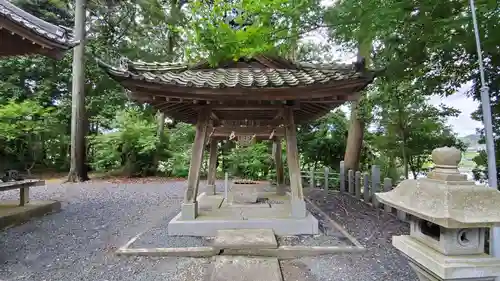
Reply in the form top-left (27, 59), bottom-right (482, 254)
top-left (0, 0), bottom-right (483, 184)
top-left (158, 122), bottom-right (195, 178)
top-left (0, 100), bottom-right (57, 140)
top-left (297, 110), bottom-right (349, 171)
top-left (0, 100), bottom-right (60, 172)
top-left (327, 0), bottom-right (500, 181)
top-left (369, 81), bottom-right (466, 179)
top-left (183, 0), bottom-right (324, 64)
top-left (89, 107), bottom-right (166, 177)
top-left (225, 142), bottom-right (273, 180)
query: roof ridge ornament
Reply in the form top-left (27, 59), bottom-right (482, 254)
top-left (353, 55), bottom-right (366, 72)
top-left (118, 57), bottom-right (130, 71)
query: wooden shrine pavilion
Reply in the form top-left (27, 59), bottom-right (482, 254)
top-left (98, 54), bottom-right (374, 235)
top-left (0, 0), bottom-right (77, 59)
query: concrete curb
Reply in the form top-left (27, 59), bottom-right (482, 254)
top-left (0, 200), bottom-right (61, 230)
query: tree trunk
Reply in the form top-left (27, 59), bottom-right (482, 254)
top-left (67, 0), bottom-right (89, 182)
top-left (344, 100), bottom-right (365, 171)
top-left (154, 111), bottom-right (166, 172)
top-left (343, 34), bottom-right (372, 171)
top-left (401, 138), bottom-right (409, 179)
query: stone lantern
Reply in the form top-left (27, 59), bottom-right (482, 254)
top-left (376, 146), bottom-right (500, 281)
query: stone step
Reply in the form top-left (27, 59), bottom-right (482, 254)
top-left (213, 229), bottom-right (278, 250)
top-left (210, 256), bottom-right (283, 281)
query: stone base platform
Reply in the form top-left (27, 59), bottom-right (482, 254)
top-left (168, 192), bottom-right (319, 236)
top-left (394, 235), bottom-right (500, 280)
top-left (0, 200), bottom-right (61, 229)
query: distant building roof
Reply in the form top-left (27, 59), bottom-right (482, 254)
top-left (0, 0), bottom-right (78, 59)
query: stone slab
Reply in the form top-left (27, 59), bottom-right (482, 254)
top-left (241, 207), bottom-right (290, 219)
top-left (167, 211), bottom-right (319, 236)
top-left (0, 200), bottom-right (61, 230)
top-left (393, 235), bottom-right (500, 280)
top-left (225, 203), bottom-right (270, 208)
top-left (197, 207), bottom-right (243, 220)
top-left (210, 256), bottom-right (283, 281)
top-left (213, 229), bottom-right (277, 250)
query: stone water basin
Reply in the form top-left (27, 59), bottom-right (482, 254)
top-left (228, 180), bottom-right (269, 204)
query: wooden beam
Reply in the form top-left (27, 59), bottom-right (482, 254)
top-left (193, 103), bottom-right (300, 111)
top-left (211, 126), bottom-right (284, 137)
top-left (212, 132), bottom-right (283, 138)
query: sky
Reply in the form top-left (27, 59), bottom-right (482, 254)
top-left (428, 85), bottom-right (483, 137)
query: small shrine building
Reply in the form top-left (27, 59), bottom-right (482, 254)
top-left (99, 54), bottom-right (374, 236)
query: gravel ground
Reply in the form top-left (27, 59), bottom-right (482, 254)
top-left (1, 179), bottom-right (417, 281)
top-left (300, 188), bottom-right (418, 281)
top-left (277, 201), bottom-right (353, 247)
top-left (0, 179), bottom-right (210, 281)
top-left (131, 217), bottom-right (213, 248)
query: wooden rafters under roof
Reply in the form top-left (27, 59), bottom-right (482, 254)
top-left (97, 55), bottom-right (375, 126)
top-left (0, 0), bottom-right (78, 59)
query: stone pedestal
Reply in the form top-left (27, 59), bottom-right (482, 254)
top-left (376, 146), bottom-right (500, 281)
top-left (206, 184), bottom-right (217, 195)
top-left (276, 184), bottom-right (286, 196)
top-left (181, 202), bottom-right (198, 220)
top-left (290, 198), bottom-right (307, 218)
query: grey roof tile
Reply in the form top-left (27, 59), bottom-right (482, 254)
top-left (99, 56), bottom-right (371, 89)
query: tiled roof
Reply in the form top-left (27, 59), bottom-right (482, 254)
top-left (99, 56), bottom-right (371, 89)
top-left (0, 0), bottom-right (77, 47)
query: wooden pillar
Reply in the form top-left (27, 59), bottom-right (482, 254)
top-left (273, 137), bottom-right (285, 195)
top-left (283, 107), bottom-right (306, 218)
top-left (207, 139), bottom-right (218, 195)
top-left (182, 108), bottom-right (210, 220)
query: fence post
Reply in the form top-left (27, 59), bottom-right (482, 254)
top-left (224, 172), bottom-right (229, 200)
top-left (355, 171), bottom-right (361, 199)
top-left (339, 161), bottom-right (345, 192)
top-left (383, 178), bottom-right (393, 213)
top-left (324, 167), bottom-right (329, 191)
top-left (371, 165), bottom-right (381, 207)
top-left (348, 170), bottom-right (354, 195)
top-left (363, 172), bottom-right (370, 202)
top-left (309, 167), bottom-right (315, 188)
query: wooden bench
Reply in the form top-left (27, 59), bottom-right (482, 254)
top-left (0, 179), bottom-right (45, 206)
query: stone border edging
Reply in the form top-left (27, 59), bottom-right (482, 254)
top-left (116, 193), bottom-right (365, 258)
top-left (116, 246), bottom-right (219, 257)
top-left (304, 197), bottom-right (365, 249)
top-left (115, 245), bottom-right (364, 258)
